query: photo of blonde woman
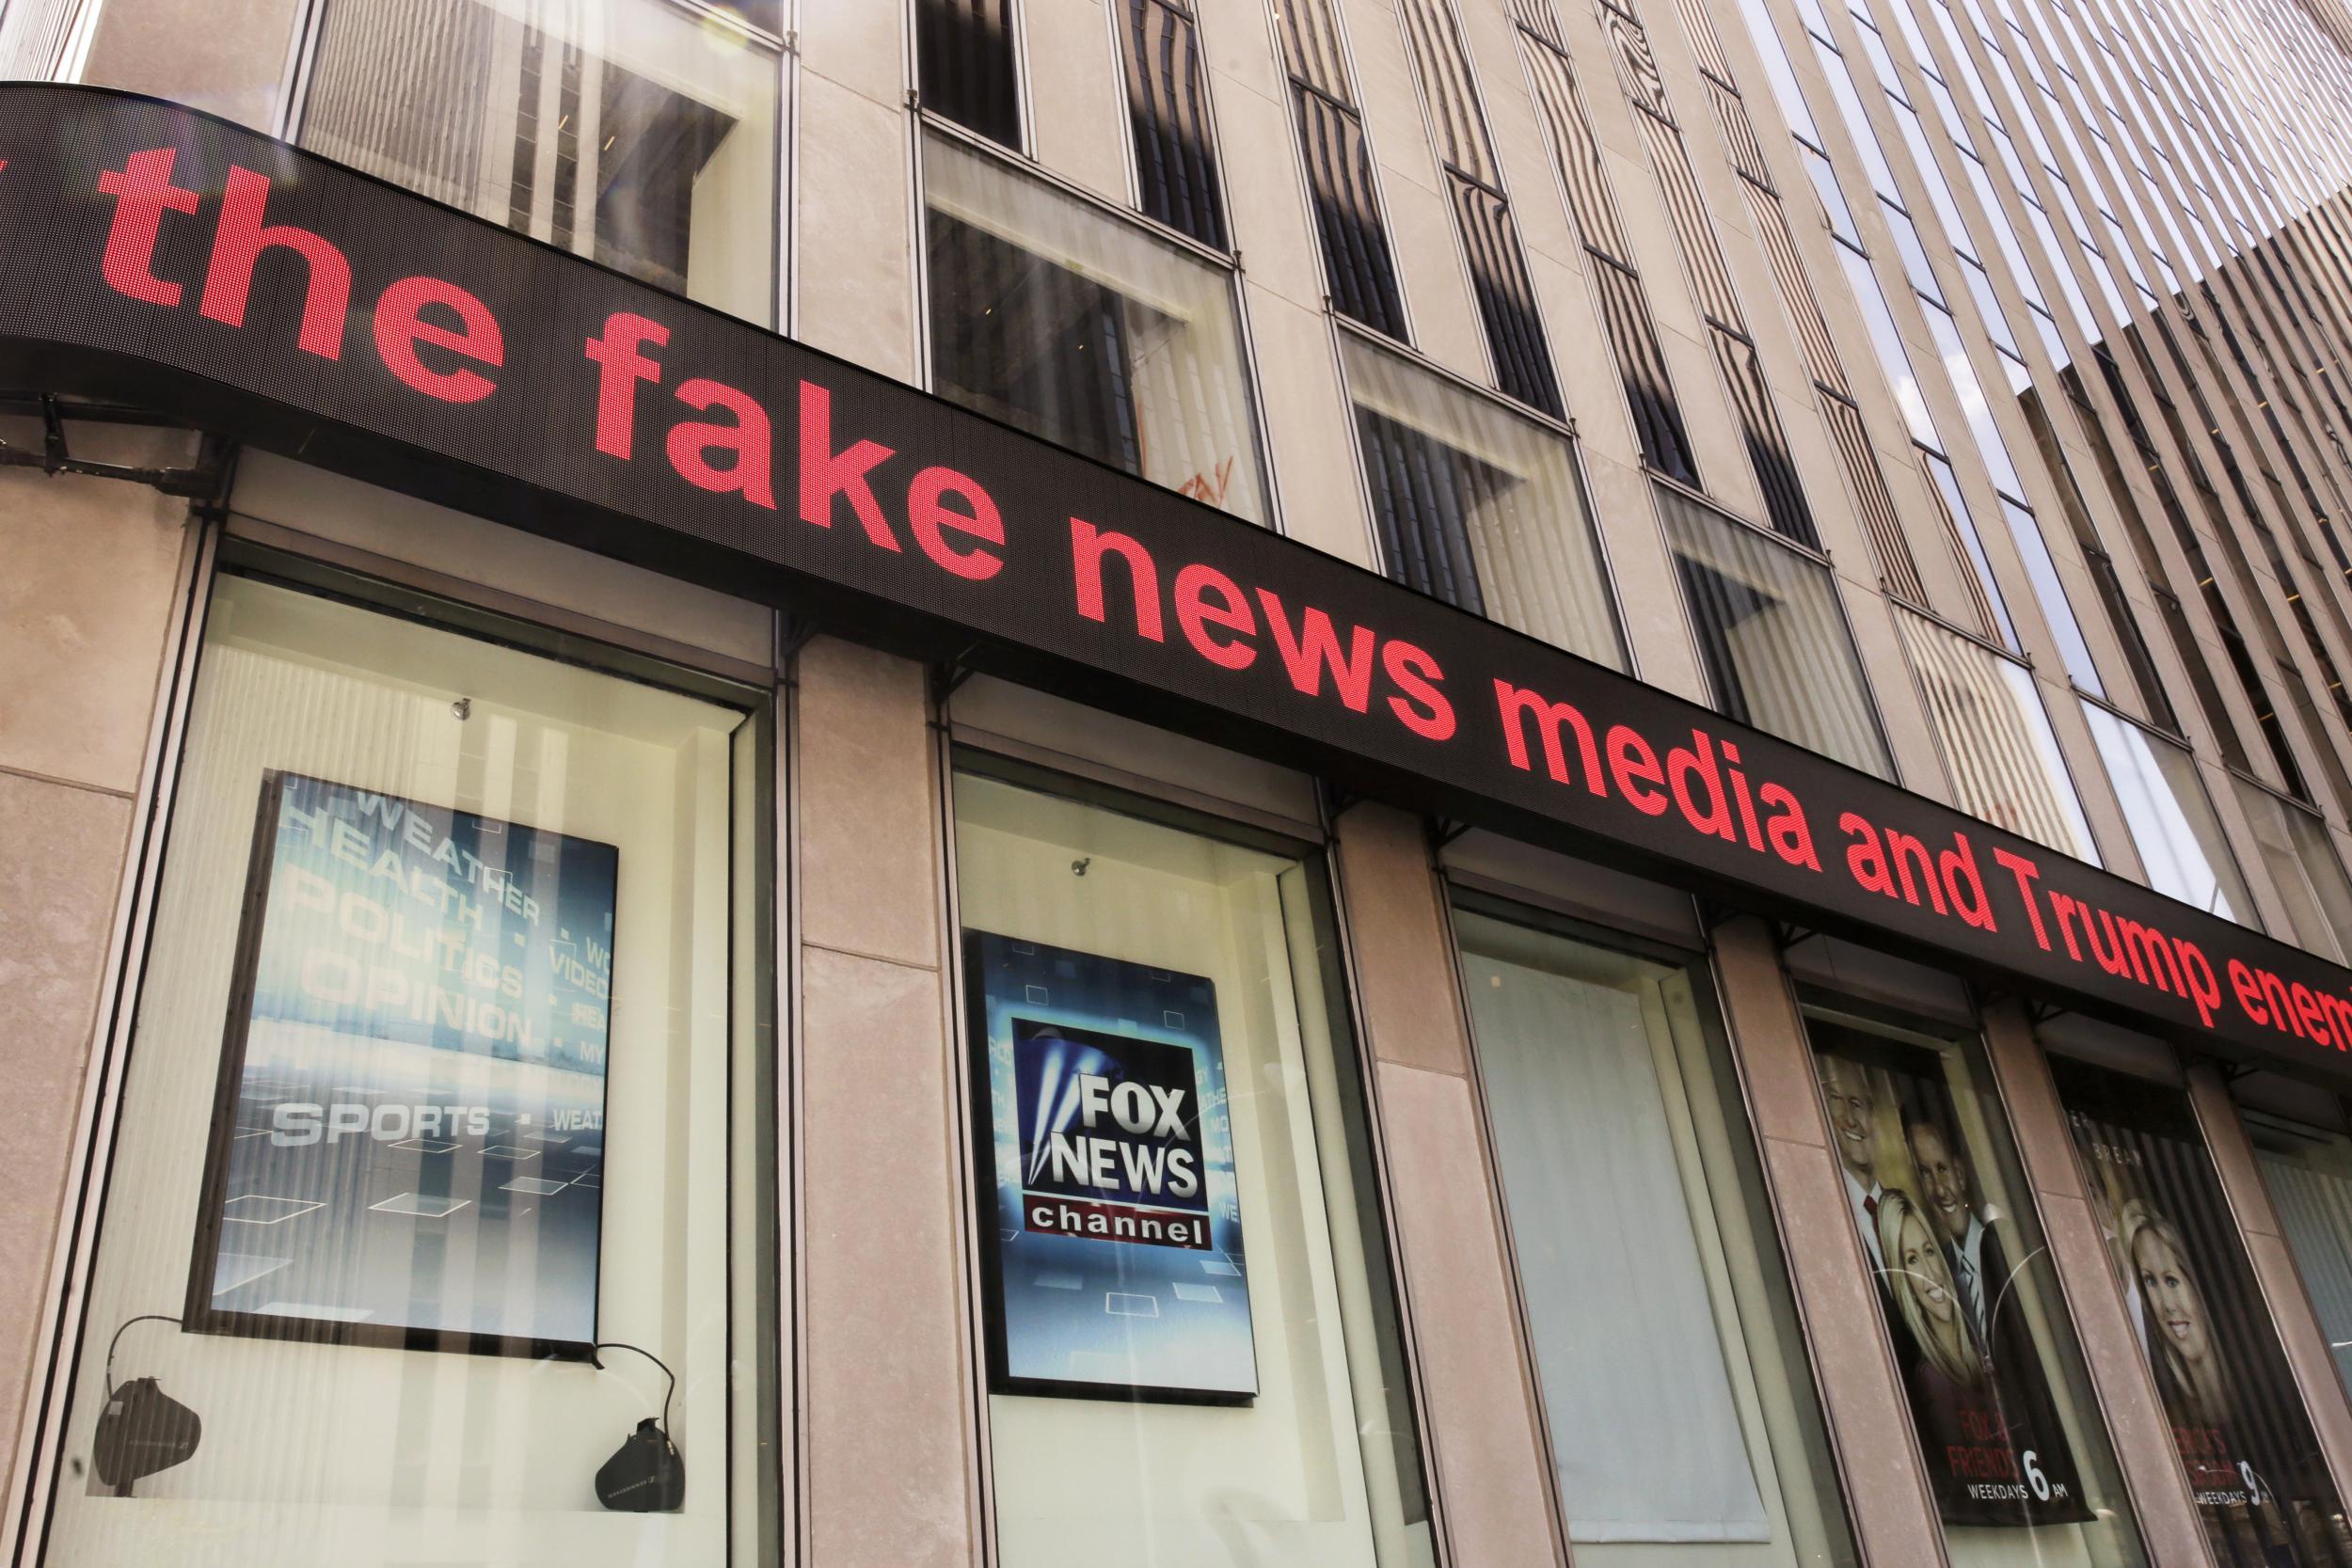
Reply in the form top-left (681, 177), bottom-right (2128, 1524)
top-left (1879, 1190), bottom-right (1991, 1404)
top-left (2120, 1199), bottom-right (2234, 1431)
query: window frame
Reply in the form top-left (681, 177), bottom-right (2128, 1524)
top-left (277, 0), bottom-right (794, 331)
top-left (8, 530), bottom-right (786, 1567)
top-left (938, 742), bottom-right (1454, 1566)
top-left (910, 110), bottom-right (1286, 536)
top-left (1328, 314), bottom-right (1634, 674)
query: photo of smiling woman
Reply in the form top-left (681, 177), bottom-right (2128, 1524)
top-left (2053, 1056), bottom-right (2352, 1568)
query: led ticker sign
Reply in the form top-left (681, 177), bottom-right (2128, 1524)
top-left (5, 85), bottom-right (2351, 1081)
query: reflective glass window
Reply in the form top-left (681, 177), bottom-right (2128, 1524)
top-left (955, 762), bottom-right (1435, 1566)
top-left (301, 0), bottom-right (780, 325)
top-left (924, 131), bottom-right (1269, 523)
top-left (1660, 483), bottom-right (1893, 777)
top-left (1455, 900), bottom-right (1857, 1567)
top-left (1801, 1002), bottom-right (2149, 1563)
top-left (34, 566), bottom-right (778, 1565)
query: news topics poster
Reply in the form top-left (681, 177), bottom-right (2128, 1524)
top-left (1809, 1024), bottom-right (2091, 1527)
top-left (965, 931), bottom-right (1256, 1402)
top-left (188, 772), bottom-right (617, 1354)
top-left (2055, 1060), bottom-right (2352, 1565)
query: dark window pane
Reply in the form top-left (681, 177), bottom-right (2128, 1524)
top-left (1292, 84), bottom-right (1407, 337)
top-left (918, 0), bottom-right (1021, 148)
top-left (1451, 174), bottom-right (1563, 418)
top-left (1119, 0), bottom-right (1228, 249)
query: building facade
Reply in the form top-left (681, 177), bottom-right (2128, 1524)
top-left (11, 0), bottom-right (2352, 1562)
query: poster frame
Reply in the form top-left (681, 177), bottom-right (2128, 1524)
top-left (962, 928), bottom-right (1258, 1408)
top-left (181, 769), bottom-right (616, 1363)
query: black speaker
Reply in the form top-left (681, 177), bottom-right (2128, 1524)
top-left (92, 1377), bottom-right (200, 1495)
top-left (595, 1417), bottom-right (685, 1512)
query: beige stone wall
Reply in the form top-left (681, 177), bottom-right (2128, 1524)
top-left (0, 419), bottom-right (199, 1508)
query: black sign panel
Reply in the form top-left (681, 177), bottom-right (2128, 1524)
top-left (6, 85), bottom-right (2352, 1081)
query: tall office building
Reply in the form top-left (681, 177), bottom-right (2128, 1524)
top-left (16, 0), bottom-right (2352, 1562)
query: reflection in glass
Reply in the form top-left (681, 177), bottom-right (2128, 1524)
top-left (2079, 700), bottom-right (2254, 924)
top-left (2245, 1109), bottom-right (2352, 1403)
top-left (924, 132), bottom-right (1267, 523)
top-left (955, 766), bottom-right (1432, 1567)
top-left (1802, 1003), bottom-right (2149, 1565)
top-left (302, 0), bottom-right (780, 324)
top-left (1342, 335), bottom-right (1622, 668)
top-left (37, 570), bottom-right (775, 1566)
top-left (1896, 611), bottom-right (2099, 861)
top-left (1455, 904), bottom-right (1855, 1567)
top-left (2057, 1059), bottom-right (2352, 1568)
top-left (2232, 781), bottom-right (2352, 963)
top-left (1660, 485), bottom-right (1892, 778)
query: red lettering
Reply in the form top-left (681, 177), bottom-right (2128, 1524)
top-left (583, 312), bottom-right (668, 459)
top-left (199, 166), bottom-right (350, 357)
top-left (96, 149), bottom-right (198, 307)
top-left (667, 377), bottom-right (776, 507)
top-left (372, 277), bottom-right (501, 403)
top-left (2232, 958), bottom-right (2267, 1024)
top-left (1382, 641), bottom-right (1454, 740)
top-left (907, 467), bottom-right (1005, 580)
top-left (1174, 564), bottom-right (1257, 670)
top-left (797, 381), bottom-right (900, 550)
top-left (1494, 681), bottom-right (1603, 791)
top-left (1069, 518), bottom-right (1164, 641)
top-left (1255, 592), bottom-right (1375, 711)
top-left (1606, 725), bottom-right (1669, 816)
top-left (1991, 847), bottom-right (2051, 952)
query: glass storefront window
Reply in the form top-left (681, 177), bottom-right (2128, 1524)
top-left (35, 562), bottom-right (777, 1565)
top-left (1453, 899), bottom-right (1856, 1567)
top-left (2054, 1057), bottom-right (2352, 1567)
top-left (1801, 999), bottom-right (2150, 1566)
top-left (1896, 610), bottom-right (2101, 862)
top-left (1659, 484), bottom-right (1894, 779)
top-left (299, 0), bottom-right (781, 325)
top-left (2231, 779), bottom-right (2352, 964)
top-left (2242, 1105), bottom-right (2352, 1403)
top-left (923, 131), bottom-right (1269, 524)
top-left (2081, 699), bottom-right (2256, 925)
top-left (1340, 334), bottom-right (1624, 670)
top-left (954, 760), bottom-right (1432, 1565)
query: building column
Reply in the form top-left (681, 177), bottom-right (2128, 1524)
top-left (2185, 1061), bottom-right (2352, 1511)
top-left (1328, 803), bottom-right (1569, 1568)
top-left (0, 422), bottom-right (201, 1525)
top-left (1708, 915), bottom-right (1947, 1567)
top-left (1979, 1004), bottom-right (2216, 1567)
top-left (793, 636), bottom-right (982, 1567)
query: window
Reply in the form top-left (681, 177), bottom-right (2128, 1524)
top-left (1659, 484), bottom-right (1893, 778)
top-left (2230, 781), bottom-right (2352, 963)
top-left (2078, 700), bottom-right (2255, 923)
top-left (918, 0), bottom-right (1021, 148)
top-left (32, 562), bottom-right (777, 1565)
top-left (300, 0), bottom-right (779, 325)
top-left (2243, 1105), bottom-right (2352, 1403)
top-left (1454, 898), bottom-right (1855, 1566)
top-left (1802, 1000), bottom-right (2149, 1564)
top-left (1276, 0), bottom-right (1407, 338)
top-left (1897, 611), bottom-right (2101, 860)
top-left (2054, 1058), bottom-right (2352, 1567)
top-left (1341, 334), bottom-right (1623, 668)
top-left (1116, 0), bottom-right (1228, 249)
top-left (954, 759), bottom-right (1434, 1565)
top-left (924, 131), bottom-right (1268, 522)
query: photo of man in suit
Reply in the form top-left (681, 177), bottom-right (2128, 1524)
top-left (1909, 1117), bottom-right (2004, 1353)
top-left (1819, 1053), bottom-right (1887, 1276)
